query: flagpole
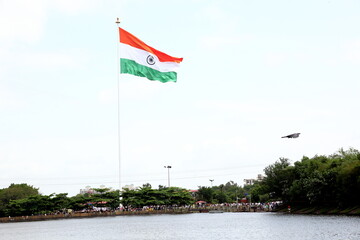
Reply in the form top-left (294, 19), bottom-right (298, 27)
top-left (115, 17), bottom-right (122, 209)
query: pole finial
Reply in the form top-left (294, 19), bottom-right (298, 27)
top-left (115, 18), bottom-right (121, 24)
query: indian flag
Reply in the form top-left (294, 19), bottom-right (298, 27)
top-left (119, 28), bottom-right (183, 83)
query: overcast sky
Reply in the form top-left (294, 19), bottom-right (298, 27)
top-left (1, 0), bottom-right (360, 196)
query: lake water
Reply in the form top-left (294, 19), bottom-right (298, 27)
top-left (0, 212), bottom-right (359, 240)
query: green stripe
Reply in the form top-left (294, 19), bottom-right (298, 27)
top-left (120, 58), bottom-right (177, 83)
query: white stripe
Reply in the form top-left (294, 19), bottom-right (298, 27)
top-left (119, 43), bottom-right (180, 73)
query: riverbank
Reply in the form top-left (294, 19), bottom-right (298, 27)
top-left (0, 205), bottom-right (266, 223)
top-left (2, 205), bottom-right (359, 223)
top-left (0, 209), bottom-right (190, 223)
top-left (276, 205), bottom-right (360, 216)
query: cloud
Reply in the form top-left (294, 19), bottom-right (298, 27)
top-left (0, 0), bottom-right (103, 45)
top-left (264, 52), bottom-right (289, 67)
top-left (98, 77), bottom-right (172, 104)
top-left (0, 135), bottom-right (117, 180)
top-left (51, 0), bottom-right (103, 15)
top-left (0, 84), bottom-right (26, 109)
top-left (0, 0), bottom-right (47, 43)
top-left (98, 88), bottom-right (117, 104)
top-left (341, 39), bottom-right (360, 65)
top-left (195, 1), bottom-right (253, 50)
top-left (195, 99), bottom-right (334, 125)
top-left (199, 2), bottom-right (231, 22)
top-left (21, 51), bottom-right (86, 69)
top-left (0, 46), bottom-right (88, 72)
top-left (198, 34), bottom-right (254, 49)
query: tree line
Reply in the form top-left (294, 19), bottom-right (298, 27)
top-left (1, 148), bottom-right (359, 217)
top-left (250, 148), bottom-right (360, 207)
top-left (0, 182), bottom-right (253, 217)
top-left (0, 184), bottom-right (195, 217)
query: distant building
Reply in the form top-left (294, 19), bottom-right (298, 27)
top-left (243, 179), bottom-right (255, 186)
top-left (79, 185), bottom-right (113, 195)
top-left (122, 184), bottom-right (138, 190)
top-left (244, 174), bottom-right (264, 186)
top-left (80, 186), bottom-right (94, 195)
top-left (257, 174), bottom-right (264, 181)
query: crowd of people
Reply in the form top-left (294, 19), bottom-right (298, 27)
top-left (117, 201), bottom-right (283, 212)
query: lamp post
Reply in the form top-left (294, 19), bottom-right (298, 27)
top-left (164, 166), bottom-right (172, 187)
top-left (209, 179), bottom-right (214, 187)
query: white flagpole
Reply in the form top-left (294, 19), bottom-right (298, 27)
top-left (115, 17), bottom-right (122, 209)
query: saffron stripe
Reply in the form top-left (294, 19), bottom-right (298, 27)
top-left (119, 28), bottom-right (183, 63)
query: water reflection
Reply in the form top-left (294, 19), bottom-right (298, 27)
top-left (0, 213), bottom-right (359, 240)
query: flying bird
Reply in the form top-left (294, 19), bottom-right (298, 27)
top-left (281, 133), bottom-right (300, 138)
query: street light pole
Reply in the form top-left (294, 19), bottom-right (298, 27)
top-left (164, 166), bottom-right (172, 187)
top-left (209, 179), bottom-right (214, 187)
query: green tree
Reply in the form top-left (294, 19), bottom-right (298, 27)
top-left (120, 186), bottom-right (193, 208)
top-left (94, 190), bottom-right (120, 210)
top-left (261, 158), bottom-right (294, 202)
top-left (6, 195), bottom-right (53, 216)
top-left (196, 187), bottom-right (215, 203)
top-left (68, 195), bottom-right (92, 211)
top-left (164, 187), bottom-right (193, 206)
top-left (0, 184), bottom-right (39, 217)
top-left (51, 193), bottom-right (70, 211)
top-left (223, 181), bottom-right (244, 202)
top-left (258, 148), bottom-right (360, 208)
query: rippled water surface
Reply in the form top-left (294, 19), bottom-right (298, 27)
top-left (1, 213), bottom-right (359, 240)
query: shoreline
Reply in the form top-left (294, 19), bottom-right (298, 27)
top-left (0, 207), bottom-right (263, 223)
top-left (0, 210), bottom-right (189, 223)
top-left (2, 206), bottom-right (359, 223)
